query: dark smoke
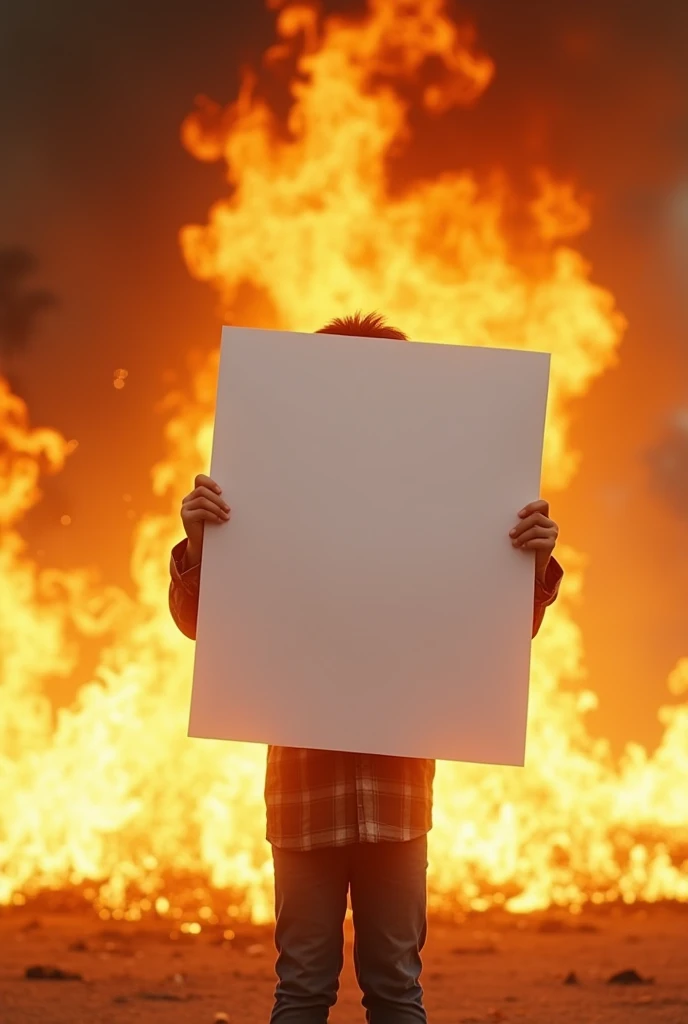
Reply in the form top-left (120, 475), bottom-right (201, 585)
top-left (647, 409), bottom-right (688, 520)
top-left (0, 246), bottom-right (58, 396)
top-left (0, 246), bottom-right (57, 357)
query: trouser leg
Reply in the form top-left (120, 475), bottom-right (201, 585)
top-left (270, 844), bottom-right (349, 1023)
top-left (351, 836), bottom-right (428, 1024)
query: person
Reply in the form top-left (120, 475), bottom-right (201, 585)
top-left (169, 311), bottom-right (563, 1023)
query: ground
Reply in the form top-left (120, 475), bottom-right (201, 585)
top-left (1, 904), bottom-right (687, 1023)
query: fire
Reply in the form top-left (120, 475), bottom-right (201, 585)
top-left (1, 0), bottom-right (687, 926)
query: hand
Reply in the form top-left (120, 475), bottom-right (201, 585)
top-left (509, 498), bottom-right (559, 583)
top-left (180, 474), bottom-right (231, 569)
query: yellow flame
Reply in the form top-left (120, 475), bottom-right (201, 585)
top-left (1, 0), bottom-right (687, 924)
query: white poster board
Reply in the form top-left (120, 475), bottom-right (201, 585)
top-left (189, 327), bottom-right (550, 765)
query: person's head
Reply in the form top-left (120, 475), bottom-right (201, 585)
top-left (316, 311), bottom-right (408, 341)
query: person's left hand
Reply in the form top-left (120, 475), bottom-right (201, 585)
top-left (509, 499), bottom-right (559, 584)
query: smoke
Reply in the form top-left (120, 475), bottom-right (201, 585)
top-left (647, 180), bottom-right (688, 518)
top-left (0, 246), bottom-right (57, 394)
top-left (647, 407), bottom-right (688, 520)
top-left (0, 247), bottom-right (66, 534)
top-left (666, 183), bottom-right (688, 331)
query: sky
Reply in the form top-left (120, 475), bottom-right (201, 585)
top-left (1, 0), bottom-right (687, 752)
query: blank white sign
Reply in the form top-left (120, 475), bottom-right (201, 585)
top-left (189, 327), bottom-right (550, 765)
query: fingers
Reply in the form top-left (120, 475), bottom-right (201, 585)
top-left (180, 476), bottom-right (230, 536)
top-left (182, 485), bottom-right (230, 511)
top-left (510, 511), bottom-right (553, 540)
top-left (194, 474), bottom-right (222, 493)
top-left (521, 538), bottom-right (555, 550)
top-left (511, 499), bottom-right (558, 552)
top-left (181, 505), bottom-right (227, 524)
top-left (183, 496), bottom-right (231, 521)
top-left (184, 510), bottom-right (224, 525)
top-left (511, 524), bottom-right (554, 548)
top-left (518, 498), bottom-right (549, 519)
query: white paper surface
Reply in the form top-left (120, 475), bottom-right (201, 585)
top-left (188, 327), bottom-right (550, 765)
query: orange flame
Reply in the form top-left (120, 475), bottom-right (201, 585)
top-left (1, 0), bottom-right (687, 926)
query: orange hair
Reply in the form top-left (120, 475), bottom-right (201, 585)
top-left (317, 310), bottom-right (408, 341)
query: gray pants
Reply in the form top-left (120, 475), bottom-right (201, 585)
top-left (270, 836), bottom-right (428, 1023)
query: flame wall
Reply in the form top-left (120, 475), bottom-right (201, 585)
top-left (1, 0), bottom-right (687, 925)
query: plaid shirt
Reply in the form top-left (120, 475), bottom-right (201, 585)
top-left (169, 539), bottom-right (562, 851)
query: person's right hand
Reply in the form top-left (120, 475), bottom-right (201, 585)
top-left (180, 474), bottom-right (231, 569)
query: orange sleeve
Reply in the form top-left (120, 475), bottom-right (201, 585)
top-left (169, 539), bottom-right (201, 640)
top-left (532, 556), bottom-right (563, 638)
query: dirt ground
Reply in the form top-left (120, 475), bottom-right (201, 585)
top-left (1, 904), bottom-right (687, 1024)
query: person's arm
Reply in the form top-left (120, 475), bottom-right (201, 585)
top-left (169, 473), bottom-right (231, 640)
top-left (532, 555), bottom-right (563, 637)
top-left (169, 538), bottom-right (201, 640)
top-left (508, 498), bottom-right (563, 638)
